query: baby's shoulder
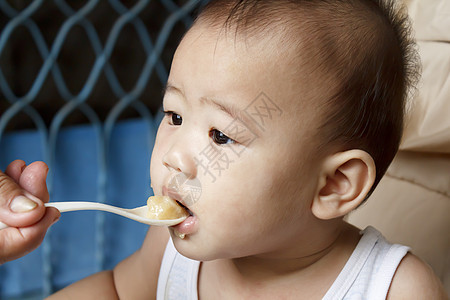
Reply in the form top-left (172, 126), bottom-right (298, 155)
top-left (113, 225), bottom-right (170, 298)
top-left (387, 253), bottom-right (447, 299)
top-left (138, 225), bottom-right (171, 275)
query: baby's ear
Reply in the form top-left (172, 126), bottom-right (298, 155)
top-left (311, 150), bottom-right (375, 220)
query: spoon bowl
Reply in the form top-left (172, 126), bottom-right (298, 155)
top-left (0, 201), bottom-right (188, 229)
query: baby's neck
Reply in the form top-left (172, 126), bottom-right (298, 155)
top-left (234, 222), bottom-right (354, 275)
top-left (199, 222), bottom-right (361, 299)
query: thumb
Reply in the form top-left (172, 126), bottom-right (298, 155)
top-left (0, 170), bottom-right (46, 228)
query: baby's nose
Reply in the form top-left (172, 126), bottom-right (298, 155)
top-left (162, 145), bottom-right (197, 178)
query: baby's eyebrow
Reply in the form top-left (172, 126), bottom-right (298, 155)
top-left (199, 96), bottom-right (260, 135)
top-left (200, 96), bottom-right (240, 121)
top-left (163, 83), bottom-right (184, 98)
top-left (164, 83), bottom-right (259, 135)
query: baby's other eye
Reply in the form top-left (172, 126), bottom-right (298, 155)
top-left (164, 111), bottom-right (182, 126)
top-left (209, 129), bottom-right (235, 145)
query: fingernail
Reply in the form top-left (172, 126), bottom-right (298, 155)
top-left (10, 196), bottom-right (38, 213)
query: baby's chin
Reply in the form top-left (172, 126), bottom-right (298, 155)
top-left (171, 233), bottom-right (255, 262)
top-left (170, 234), bottom-right (224, 261)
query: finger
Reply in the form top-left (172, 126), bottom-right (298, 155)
top-left (19, 161), bottom-right (50, 203)
top-left (4, 160), bottom-right (26, 183)
top-left (0, 207), bottom-right (60, 264)
top-left (0, 172), bottom-right (46, 228)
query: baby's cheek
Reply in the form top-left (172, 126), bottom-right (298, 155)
top-left (149, 148), bottom-right (163, 182)
top-left (150, 131), bottom-right (168, 165)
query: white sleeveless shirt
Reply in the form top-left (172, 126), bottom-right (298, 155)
top-left (157, 226), bottom-right (409, 300)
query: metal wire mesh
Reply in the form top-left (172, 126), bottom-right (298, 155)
top-left (0, 0), bottom-right (206, 297)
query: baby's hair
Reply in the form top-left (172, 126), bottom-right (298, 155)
top-left (195, 0), bottom-right (420, 199)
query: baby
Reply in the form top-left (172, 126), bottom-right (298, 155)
top-left (45, 0), bottom-right (446, 299)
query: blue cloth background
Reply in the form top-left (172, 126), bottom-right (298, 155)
top-left (0, 117), bottom-right (161, 298)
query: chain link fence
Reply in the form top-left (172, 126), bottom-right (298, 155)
top-left (0, 0), bottom-right (207, 298)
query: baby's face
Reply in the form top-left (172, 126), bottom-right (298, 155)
top-left (150, 22), bottom-right (327, 260)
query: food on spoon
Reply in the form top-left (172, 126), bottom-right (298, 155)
top-left (147, 195), bottom-right (189, 220)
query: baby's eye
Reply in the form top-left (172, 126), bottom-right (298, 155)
top-left (209, 129), bottom-right (235, 145)
top-left (164, 111), bottom-right (182, 126)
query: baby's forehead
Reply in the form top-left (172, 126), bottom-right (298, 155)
top-left (178, 21), bottom-right (330, 105)
top-left (183, 20), bottom-right (316, 78)
top-left (174, 25), bottom-right (326, 132)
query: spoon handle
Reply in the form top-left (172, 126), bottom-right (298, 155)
top-left (45, 201), bottom-right (123, 213)
top-left (0, 202), bottom-right (125, 230)
top-left (0, 201), bottom-right (186, 229)
top-left (44, 201), bottom-right (150, 222)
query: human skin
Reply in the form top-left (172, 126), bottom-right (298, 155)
top-left (148, 21), bottom-right (447, 299)
top-left (49, 19), bottom-right (354, 298)
top-left (150, 21), bottom-right (344, 262)
top-left (48, 19), bottom-right (447, 300)
top-left (0, 160), bottom-right (60, 264)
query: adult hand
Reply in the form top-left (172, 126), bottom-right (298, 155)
top-left (0, 160), bottom-right (60, 264)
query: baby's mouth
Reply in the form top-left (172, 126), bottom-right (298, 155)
top-left (172, 199), bottom-right (196, 239)
top-left (163, 185), bottom-right (195, 217)
top-left (176, 200), bottom-right (194, 216)
top-left (146, 195), bottom-right (190, 221)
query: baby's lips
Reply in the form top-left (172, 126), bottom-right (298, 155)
top-left (163, 185), bottom-right (179, 199)
top-left (171, 213), bottom-right (197, 238)
top-left (162, 186), bottom-right (195, 218)
top-left (162, 186), bottom-right (183, 205)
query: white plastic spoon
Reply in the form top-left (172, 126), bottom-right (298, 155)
top-left (0, 201), bottom-right (187, 230)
